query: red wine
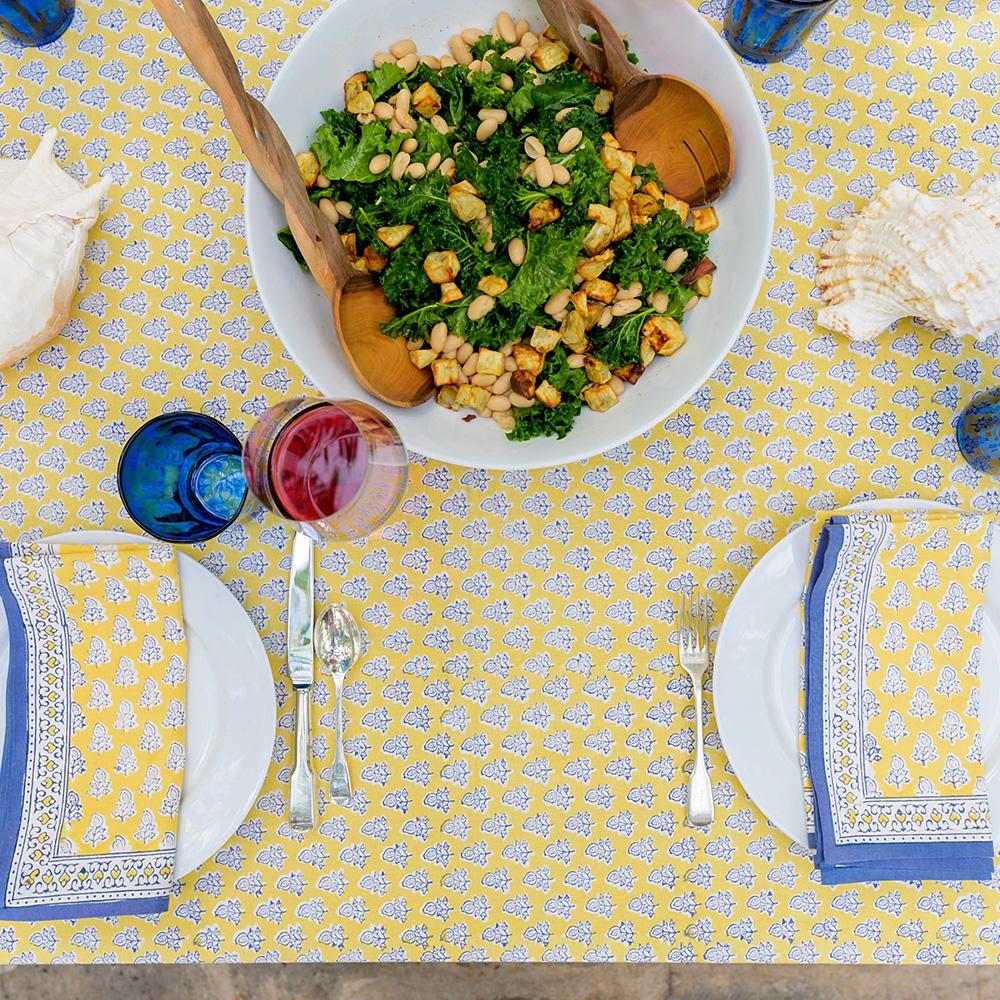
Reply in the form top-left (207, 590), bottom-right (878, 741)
top-left (269, 404), bottom-right (369, 522)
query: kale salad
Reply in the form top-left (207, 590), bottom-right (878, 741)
top-left (284, 12), bottom-right (719, 442)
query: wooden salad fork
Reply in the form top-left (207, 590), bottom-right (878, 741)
top-left (537, 0), bottom-right (734, 205)
top-left (151, 0), bottom-right (434, 408)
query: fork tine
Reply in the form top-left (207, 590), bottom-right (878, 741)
top-left (701, 590), bottom-right (708, 653)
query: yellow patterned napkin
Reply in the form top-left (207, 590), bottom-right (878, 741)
top-left (799, 510), bottom-right (995, 884)
top-left (0, 542), bottom-right (187, 919)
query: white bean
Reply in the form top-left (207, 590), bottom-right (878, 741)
top-left (598, 306), bottom-right (614, 328)
top-left (555, 106), bottom-right (577, 122)
top-left (430, 115), bottom-right (450, 135)
top-left (612, 298), bottom-right (642, 316)
top-left (514, 18), bottom-right (530, 39)
top-left (497, 11), bottom-right (518, 43)
top-left (504, 356), bottom-right (518, 372)
top-left (462, 353), bottom-right (479, 376)
top-left (390, 38), bottom-right (417, 58)
top-left (373, 50), bottom-right (394, 67)
top-left (467, 294), bottom-right (496, 321)
top-left (471, 373), bottom-right (497, 387)
top-left (420, 55), bottom-right (442, 70)
top-left (509, 392), bottom-right (534, 408)
top-left (397, 52), bottom-right (418, 74)
top-left (524, 135), bottom-right (545, 160)
top-left (488, 394), bottom-right (512, 411)
top-left (508, 237), bottom-right (526, 266)
top-left (456, 342), bottom-right (474, 364)
top-left (651, 290), bottom-right (670, 313)
top-left (335, 201), bottom-right (352, 218)
top-left (500, 342), bottom-right (515, 356)
top-left (450, 35), bottom-right (473, 64)
top-left (438, 157), bottom-right (456, 177)
top-left (426, 152), bottom-right (442, 172)
top-left (476, 118), bottom-right (499, 142)
top-left (478, 107), bottom-right (508, 123)
top-left (534, 156), bottom-right (553, 188)
top-left (610, 376), bottom-right (626, 396)
top-left (401, 137), bottom-right (418, 153)
top-left (499, 73), bottom-right (514, 91)
top-left (665, 248), bottom-right (689, 273)
top-left (505, 45), bottom-right (525, 63)
top-left (430, 322), bottom-right (448, 353)
top-left (373, 101), bottom-right (394, 120)
top-left (443, 334), bottom-right (464, 353)
top-left (567, 353), bottom-right (586, 368)
top-left (406, 337), bottom-right (425, 350)
top-left (493, 410), bottom-right (515, 430)
top-left (551, 163), bottom-right (570, 186)
top-left (521, 31), bottom-right (538, 51)
top-left (544, 289), bottom-right (571, 315)
top-left (685, 296), bottom-right (700, 312)
top-left (558, 127), bottom-right (583, 153)
top-left (492, 372), bottom-right (512, 394)
top-left (390, 151), bottom-right (411, 180)
top-left (319, 199), bottom-right (340, 224)
top-left (368, 153), bottom-right (390, 174)
top-left (396, 88), bottom-right (411, 115)
top-left (461, 27), bottom-right (482, 44)
top-left (406, 162), bottom-right (426, 179)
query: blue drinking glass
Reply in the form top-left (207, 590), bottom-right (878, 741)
top-left (957, 389), bottom-right (1000, 475)
top-left (724, 0), bottom-right (836, 63)
top-left (0, 0), bottom-right (74, 46)
top-left (118, 412), bottom-right (249, 545)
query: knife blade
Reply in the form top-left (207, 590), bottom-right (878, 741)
top-left (288, 530), bottom-right (315, 831)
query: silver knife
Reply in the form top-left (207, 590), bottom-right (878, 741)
top-left (288, 531), bottom-right (315, 831)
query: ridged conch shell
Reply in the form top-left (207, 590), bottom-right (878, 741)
top-left (0, 130), bottom-right (112, 368)
top-left (816, 178), bottom-right (1000, 342)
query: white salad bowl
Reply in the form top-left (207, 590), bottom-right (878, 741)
top-left (245, 0), bottom-right (773, 470)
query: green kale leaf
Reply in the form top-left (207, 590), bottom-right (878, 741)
top-left (503, 225), bottom-right (586, 313)
top-left (507, 345), bottom-right (586, 441)
top-left (368, 62), bottom-right (406, 100)
top-left (312, 120), bottom-right (403, 183)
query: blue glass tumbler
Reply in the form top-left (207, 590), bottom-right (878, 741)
top-left (0, 0), bottom-right (74, 46)
top-left (724, 0), bottom-right (836, 63)
top-left (957, 389), bottom-right (1000, 475)
top-left (118, 412), bottom-right (248, 545)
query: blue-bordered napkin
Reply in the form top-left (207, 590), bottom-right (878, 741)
top-left (801, 510), bottom-right (995, 885)
top-left (0, 542), bottom-right (187, 919)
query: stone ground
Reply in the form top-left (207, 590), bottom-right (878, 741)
top-left (0, 964), bottom-right (996, 999)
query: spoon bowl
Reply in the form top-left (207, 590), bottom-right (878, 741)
top-left (538, 0), bottom-right (734, 206)
top-left (152, 0), bottom-right (434, 409)
top-left (314, 603), bottom-right (362, 674)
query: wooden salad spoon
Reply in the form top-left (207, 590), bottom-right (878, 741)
top-left (151, 0), bottom-right (433, 408)
top-left (537, 0), bottom-right (734, 206)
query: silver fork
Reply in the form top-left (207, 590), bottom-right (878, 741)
top-left (678, 589), bottom-right (714, 827)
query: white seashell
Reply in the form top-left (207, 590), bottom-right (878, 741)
top-left (815, 177), bottom-right (1000, 343)
top-left (0, 130), bottom-right (112, 368)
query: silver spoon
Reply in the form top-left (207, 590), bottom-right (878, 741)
top-left (314, 603), bottom-right (361, 805)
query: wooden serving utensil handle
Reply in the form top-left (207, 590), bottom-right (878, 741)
top-left (536, 0), bottom-right (643, 90)
top-left (150, 0), bottom-right (352, 298)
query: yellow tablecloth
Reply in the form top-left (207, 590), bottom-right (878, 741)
top-left (1, 0), bottom-right (999, 964)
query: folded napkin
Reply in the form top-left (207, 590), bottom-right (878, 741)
top-left (0, 542), bottom-right (187, 919)
top-left (800, 510), bottom-right (995, 885)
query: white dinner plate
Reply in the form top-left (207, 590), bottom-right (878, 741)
top-left (43, 531), bottom-right (276, 876)
top-left (245, 0), bottom-right (774, 470)
top-left (714, 499), bottom-right (1000, 851)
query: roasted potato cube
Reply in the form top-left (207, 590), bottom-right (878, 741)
top-left (477, 275), bottom-right (509, 296)
top-left (615, 363), bottom-right (645, 385)
top-left (510, 369), bottom-right (537, 399)
top-left (582, 278), bottom-right (617, 304)
top-left (528, 197), bottom-right (561, 230)
top-left (449, 185), bottom-right (487, 222)
top-left (455, 384), bottom-right (491, 411)
top-left (691, 206), bottom-right (719, 234)
top-left (432, 357), bottom-right (461, 386)
top-left (629, 192), bottom-right (661, 223)
top-left (582, 382), bottom-right (619, 412)
top-left (542, 24), bottom-right (561, 40)
top-left (297, 151), bottom-right (320, 188)
top-left (344, 71), bottom-right (368, 103)
top-left (584, 355), bottom-right (612, 385)
top-left (436, 385), bottom-right (460, 410)
top-left (410, 349), bottom-right (437, 369)
top-left (535, 380), bottom-right (562, 408)
top-left (583, 301), bottom-right (604, 330)
top-left (642, 180), bottom-right (664, 201)
top-left (530, 325), bottom-right (561, 353)
top-left (476, 349), bottom-right (505, 376)
top-left (346, 90), bottom-right (375, 115)
top-left (412, 81), bottom-right (443, 118)
top-left (594, 88), bottom-right (613, 114)
top-left (377, 224), bottom-right (415, 249)
top-left (609, 170), bottom-right (636, 202)
top-left (576, 249), bottom-right (614, 280)
top-left (451, 178), bottom-right (480, 196)
top-left (602, 131), bottom-right (620, 150)
top-left (587, 203), bottom-right (616, 227)
top-left (351, 257), bottom-right (369, 273)
top-left (640, 336), bottom-right (656, 366)
top-left (693, 274), bottom-right (714, 297)
top-left (530, 41), bottom-right (569, 72)
top-left (423, 250), bottom-right (461, 283)
top-left (568, 289), bottom-right (589, 315)
top-left (439, 281), bottom-right (463, 304)
top-left (643, 316), bottom-right (685, 356)
top-left (341, 232), bottom-right (359, 261)
top-left (583, 222), bottom-right (613, 255)
top-left (560, 310), bottom-right (588, 353)
top-left (512, 344), bottom-right (544, 374)
top-left (601, 144), bottom-right (635, 176)
top-left (364, 245), bottom-right (389, 273)
top-left (612, 199), bottom-right (633, 242)
top-left (662, 193), bottom-right (689, 225)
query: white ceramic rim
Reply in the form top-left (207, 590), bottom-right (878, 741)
top-left (245, 0), bottom-right (775, 470)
